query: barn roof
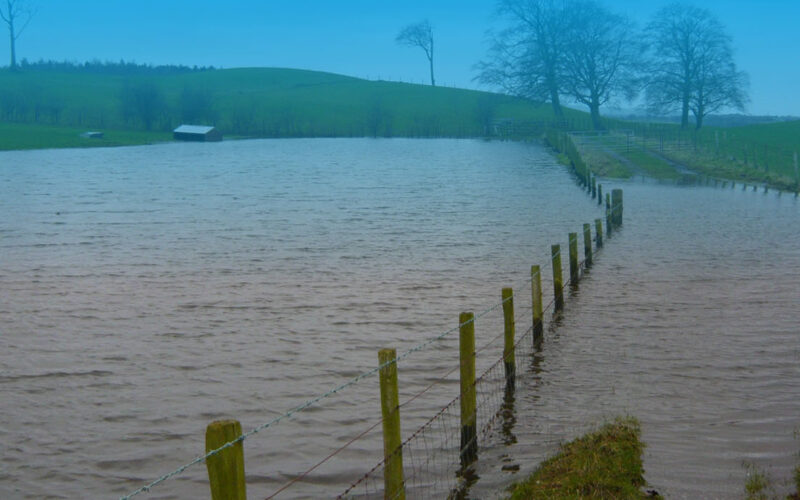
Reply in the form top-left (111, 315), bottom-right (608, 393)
top-left (174, 125), bottom-right (216, 134)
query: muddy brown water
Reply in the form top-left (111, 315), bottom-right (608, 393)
top-left (1, 138), bottom-right (797, 499)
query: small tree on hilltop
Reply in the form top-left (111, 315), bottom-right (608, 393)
top-left (0, 0), bottom-right (35, 70)
top-left (396, 20), bottom-right (435, 86)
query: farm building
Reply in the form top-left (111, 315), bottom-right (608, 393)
top-left (173, 125), bottom-right (222, 142)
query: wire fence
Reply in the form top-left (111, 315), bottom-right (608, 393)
top-left (334, 238), bottom-right (603, 500)
top-left (118, 176), bottom-right (617, 500)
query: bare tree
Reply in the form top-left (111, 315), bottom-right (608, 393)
top-left (396, 20), bottom-right (435, 86)
top-left (645, 3), bottom-right (748, 129)
top-left (561, 1), bottom-right (642, 129)
top-left (0, 0), bottom-right (34, 69)
top-left (476, 0), bottom-right (568, 119)
top-left (689, 32), bottom-right (748, 129)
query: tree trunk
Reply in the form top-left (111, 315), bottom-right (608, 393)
top-left (549, 86), bottom-right (563, 120)
top-left (9, 16), bottom-right (16, 69)
top-left (694, 100), bottom-right (705, 130)
top-left (590, 101), bottom-right (602, 130)
top-left (680, 91), bottom-right (690, 130)
top-left (695, 111), bottom-right (704, 130)
top-left (428, 55), bottom-right (435, 87)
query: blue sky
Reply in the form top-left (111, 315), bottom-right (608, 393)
top-left (4, 0), bottom-right (799, 116)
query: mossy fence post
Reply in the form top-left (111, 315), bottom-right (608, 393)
top-left (597, 184), bottom-right (603, 206)
top-left (459, 312), bottom-right (477, 467)
top-left (595, 218), bottom-right (603, 248)
top-left (502, 288), bottom-right (515, 390)
top-left (206, 420), bottom-right (247, 500)
top-left (378, 348), bottom-right (406, 500)
top-left (531, 265), bottom-right (544, 346)
top-left (591, 176), bottom-right (597, 199)
top-left (583, 223), bottom-right (592, 268)
top-left (551, 245), bottom-right (564, 311)
top-left (605, 193), bottom-right (612, 237)
top-left (568, 232), bottom-right (579, 285)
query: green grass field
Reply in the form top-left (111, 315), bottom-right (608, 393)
top-left (0, 67), bottom-right (580, 150)
top-left (609, 120), bottom-right (800, 189)
top-left (0, 122), bottom-right (169, 150)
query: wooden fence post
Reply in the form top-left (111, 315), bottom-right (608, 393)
top-left (531, 265), bottom-right (543, 346)
top-left (597, 184), bottom-right (603, 205)
top-left (551, 245), bottom-right (564, 311)
top-left (611, 189), bottom-right (623, 227)
top-left (206, 420), bottom-right (247, 500)
top-left (378, 348), bottom-right (405, 500)
top-left (459, 312), bottom-right (477, 467)
top-left (568, 232), bottom-right (579, 284)
top-left (605, 193), bottom-right (612, 237)
top-left (583, 223), bottom-right (592, 268)
top-left (502, 288), bottom-right (515, 390)
top-left (591, 176), bottom-right (597, 199)
top-left (595, 218), bottom-right (603, 248)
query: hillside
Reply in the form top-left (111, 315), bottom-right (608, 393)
top-left (0, 67), bottom-right (589, 149)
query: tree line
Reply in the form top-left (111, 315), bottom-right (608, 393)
top-left (475, 0), bottom-right (748, 130)
top-left (12, 59), bottom-right (216, 75)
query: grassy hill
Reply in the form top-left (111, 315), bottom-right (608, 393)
top-left (0, 67), bottom-right (589, 150)
top-left (2, 65), bottom-right (797, 191)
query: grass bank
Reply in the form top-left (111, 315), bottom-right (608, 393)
top-left (607, 120), bottom-right (800, 190)
top-left (0, 122), bottom-right (169, 151)
top-left (507, 417), bottom-right (652, 499)
top-left (549, 122), bottom-right (800, 191)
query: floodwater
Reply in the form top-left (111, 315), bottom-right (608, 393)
top-left (0, 138), bottom-right (797, 499)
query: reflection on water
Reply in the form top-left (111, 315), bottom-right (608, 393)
top-left (1, 138), bottom-right (798, 499)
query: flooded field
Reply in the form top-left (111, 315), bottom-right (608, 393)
top-left (1, 138), bottom-right (797, 498)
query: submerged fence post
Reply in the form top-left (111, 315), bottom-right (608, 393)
top-left (459, 312), bottom-right (478, 467)
top-left (611, 189), bottom-right (623, 227)
top-left (568, 232), bottom-right (579, 284)
top-left (551, 245), bottom-right (564, 311)
top-left (597, 184), bottom-right (603, 205)
top-left (595, 219), bottom-right (603, 248)
top-left (583, 223), bottom-right (592, 268)
top-left (531, 265), bottom-right (544, 346)
top-left (591, 176), bottom-right (597, 199)
top-left (206, 420), bottom-right (247, 500)
top-left (378, 348), bottom-right (406, 500)
top-left (605, 193), bottom-right (612, 237)
top-left (502, 288), bottom-right (515, 390)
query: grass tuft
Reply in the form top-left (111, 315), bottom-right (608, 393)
top-left (507, 417), bottom-right (650, 499)
top-left (743, 463), bottom-right (774, 500)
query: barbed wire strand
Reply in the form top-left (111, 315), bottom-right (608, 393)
top-left (119, 283), bottom-right (518, 499)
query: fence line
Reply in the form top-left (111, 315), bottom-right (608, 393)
top-left (335, 209), bottom-right (618, 498)
top-left (118, 259), bottom-right (551, 499)
top-left (119, 153), bottom-right (623, 498)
